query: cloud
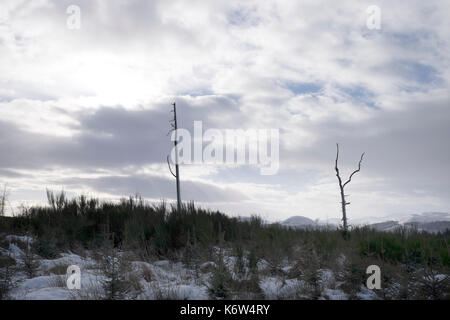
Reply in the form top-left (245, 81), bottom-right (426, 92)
top-left (54, 173), bottom-right (248, 203)
top-left (0, 99), bottom-right (246, 170)
top-left (0, 0), bottom-right (449, 221)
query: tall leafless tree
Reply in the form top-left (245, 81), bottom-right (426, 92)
top-left (167, 102), bottom-right (182, 212)
top-left (335, 143), bottom-right (364, 232)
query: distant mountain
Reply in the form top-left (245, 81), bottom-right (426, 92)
top-left (367, 212), bottom-right (450, 234)
top-left (402, 212), bottom-right (450, 224)
top-left (367, 221), bottom-right (401, 232)
top-left (279, 212), bottom-right (450, 233)
top-left (413, 221), bottom-right (450, 233)
top-left (281, 216), bottom-right (317, 228)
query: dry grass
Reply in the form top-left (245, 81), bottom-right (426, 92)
top-left (141, 265), bottom-right (153, 282)
top-left (46, 264), bottom-right (69, 275)
top-left (147, 281), bottom-right (181, 300)
top-left (0, 253), bottom-right (16, 269)
top-left (48, 275), bottom-right (67, 288)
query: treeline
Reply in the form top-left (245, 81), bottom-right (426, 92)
top-left (0, 191), bottom-right (448, 270)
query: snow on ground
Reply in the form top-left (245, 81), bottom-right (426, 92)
top-left (17, 275), bottom-right (57, 291)
top-left (17, 287), bottom-right (73, 300)
top-left (5, 235), bottom-right (34, 245)
top-left (11, 275), bottom-right (73, 300)
top-left (5, 243), bottom-right (24, 259)
top-left (321, 288), bottom-right (348, 300)
top-left (7, 249), bottom-right (99, 300)
top-left (40, 252), bottom-right (96, 273)
top-left (356, 285), bottom-right (380, 300)
top-left (139, 281), bottom-right (208, 300)
top-left (259, 277), bottom-right (305, 299)
top-left (0, 234), bottom-right (385, 300)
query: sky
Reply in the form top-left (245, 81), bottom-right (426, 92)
top-left (0, 0), bottom-right (449, 223)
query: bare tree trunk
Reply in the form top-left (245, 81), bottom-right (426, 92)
top-left (167, 102), bottom-right (182, 213)
top-left (339, 184), bottom-right (348, 232)
top-left (0, 189), bottom-right (5, 216)
top-left (173, 102), bottom-right (182, 213)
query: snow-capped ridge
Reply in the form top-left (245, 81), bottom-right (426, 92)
top-left (281, 216), bottom-right (316, 227)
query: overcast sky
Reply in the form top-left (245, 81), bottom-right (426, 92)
top-left (1, 0), bottom-right (449, 223)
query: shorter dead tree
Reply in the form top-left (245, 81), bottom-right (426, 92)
top-left (335, 143), bottom-right (365, 232)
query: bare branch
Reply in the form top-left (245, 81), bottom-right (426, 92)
top-left (343, 152), bottom-right (365, 188)
top-left (335, 143), bottom-right (339, 171)
top-left (335, 144), bottom-right (343, 184)
top-left (167, 128), bottom-right (175, 136)
top-left (167, 155), bottom-right (177, 178)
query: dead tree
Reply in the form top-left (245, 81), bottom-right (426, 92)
top-left (335, 143), bottom-right (364, 232)
top-left (0, 185), bottom-right (7, 216)
top-left (167, 102), bottom-right (182, 212)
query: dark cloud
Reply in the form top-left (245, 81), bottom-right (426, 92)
top-left (0, 168), bottom-right (25, 178)
top-left (0, 96), bottom-right (246, 171)
top-left (0, 110), bottom-right (168, 169)
top-left (0, 120), bottom-right (61, 169)
top-left (0, 98), bottom-right (251, 202)
top-left (54, 174), bottom-right (247, 203)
